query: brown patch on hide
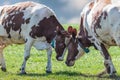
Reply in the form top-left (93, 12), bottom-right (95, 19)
top-left (91, 0), bottom-right (111, 36)
top-left (29, 15), bottom-right (63, 43)
top-left (1, 2), bottom-right (35, 38)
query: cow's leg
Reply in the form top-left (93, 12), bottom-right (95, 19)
top-left (46, 47), bottom-right (52, 73)
top-left (100, 44), bottom-right (116, 77)
top-left (94, 41), bottom-right (116, 77)
top-left (20, 39), bottom-right (33, 74)
top-left (33, 41), bottom-right (52, 73)
top-left (0, 49), bottom-right (6, 72)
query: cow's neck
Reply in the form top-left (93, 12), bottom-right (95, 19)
top-left (48, 16), bottom-right (64, 43)
top-left (78, 17), bottom-right (92, 47)
top-left (78, 29), bottom-right (92, 48)
top-left (30, 15), bottom-right (63, 43)
top-left (40, 15), bottom-right (64, 43)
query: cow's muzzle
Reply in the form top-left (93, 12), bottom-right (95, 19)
top-left (56, 56), bottom-right (64, 61)
top-left (65, 60), bottom-right (75, 66)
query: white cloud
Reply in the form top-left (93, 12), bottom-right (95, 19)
top-left (59, 17), bottom-right (67, 24)
top-left (67, 17), bottom-right (80, 24)
top-left (3, 1), bottom-right (11, 5)
top-left (60, 0), bottom-right (90, 13)
top-left (59, 0), bottom-right (91, 24)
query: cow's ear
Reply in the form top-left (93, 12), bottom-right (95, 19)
top-left (72, 28), bottom-right (77, 39)
top-left (67, 26), bottom-right (73, 34)
top-left (73, 28), bottom-right (77, 36)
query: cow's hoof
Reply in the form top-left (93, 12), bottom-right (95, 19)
top-left (110, 74), bottom-right (116, 78)
top-left (20, 71), bottom-right (27, 74)
top-left (46, 70), bottom-right (52, 73)
top-left (1, 67), bottom-right (6, 72)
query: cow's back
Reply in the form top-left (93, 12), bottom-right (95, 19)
top-left (0, 1), bottom-right (55, 44)
top-left (87, 1), bottom-right (120, 46)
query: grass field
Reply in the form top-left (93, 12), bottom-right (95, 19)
top-left (0, 24), bottom-right (120, 80)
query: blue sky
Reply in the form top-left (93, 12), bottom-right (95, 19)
top-left (0, 0), bottom-right (91, 24)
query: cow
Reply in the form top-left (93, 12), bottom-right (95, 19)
top-left (56, 0), bottom-right (120, 77)
top-left (0, 1), bottom-right (67, 74)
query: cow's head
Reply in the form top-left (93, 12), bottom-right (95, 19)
top-left (54, 26), bottom-right (71, 61)
top-left (65, 27), bottom-right (90, 66)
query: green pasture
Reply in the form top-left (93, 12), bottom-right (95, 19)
top-left (0, 24), bottom-right (120, 80)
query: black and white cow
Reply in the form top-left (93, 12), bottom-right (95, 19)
top-left (0, 1), bottom-right (66, 74)
top-left (56, 0), bottom-right (120, 77)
